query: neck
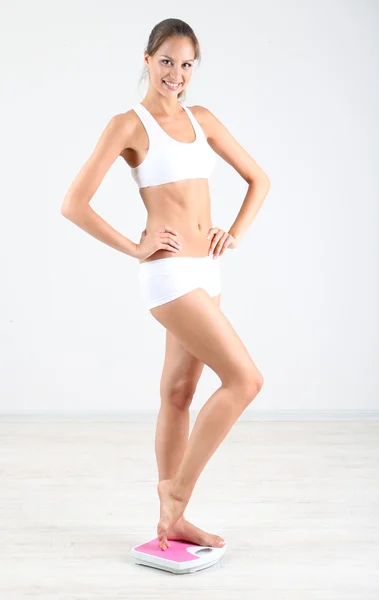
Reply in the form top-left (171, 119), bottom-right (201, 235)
top-left (141, 93), bottom-right (182, 115)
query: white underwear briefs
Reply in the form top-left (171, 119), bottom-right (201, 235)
top-left (138, 255), bottom-right (221, 310)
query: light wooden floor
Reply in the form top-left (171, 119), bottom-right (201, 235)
top-left (0, 420), bottom-right (378, 599)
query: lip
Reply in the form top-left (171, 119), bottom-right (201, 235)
top-left (163, 80), bottom-right (182, 85)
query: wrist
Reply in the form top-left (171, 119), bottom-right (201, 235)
top-left (228, 230), bottom-right (242, 244)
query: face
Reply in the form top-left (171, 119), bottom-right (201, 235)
top-left (144, 36), bottom-right (195, 96)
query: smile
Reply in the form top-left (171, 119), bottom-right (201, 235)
top-left (163, 81), bottom-right (182, 89)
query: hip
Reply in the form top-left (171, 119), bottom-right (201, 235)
top-left (138, 254), bottom-right (221, 310)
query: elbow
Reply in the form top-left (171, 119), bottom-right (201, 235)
top-left (60, 195), bottom-right (87, 219)
top-left (260, 173), bottom-right (271, 189)
top-left (60, 202), bottom-right (73, 219)
top-left (247, 175), bottom-right (271, 189)
top-left (61, 194), bottom-right (72, 217)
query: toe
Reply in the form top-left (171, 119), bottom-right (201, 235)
top-left (157, 523), bottom-right (170, 550)
top-left (207, 535), bottom-right (226, 547)
top-left (173, 519), bottom-right (226, 548)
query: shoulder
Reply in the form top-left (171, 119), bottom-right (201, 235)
top-left (187, 104), bottom-right (213, 123)
top-left (106, 108), bottom-right (140, 133)
top-left (188, 105), bottom-right (222, 141)
top-left (102, 108), bottom-right (144, 150)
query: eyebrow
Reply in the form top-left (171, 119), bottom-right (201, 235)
top-left (160, 55), bottom-right (195, 62)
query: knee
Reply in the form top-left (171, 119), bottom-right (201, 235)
top-left (160, 378), bottom-right (198, 410)
top-left (236, 369), bottom-right (264, 403)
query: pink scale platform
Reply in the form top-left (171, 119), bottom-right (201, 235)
top-left (131, 536), bottom-right (227, 574)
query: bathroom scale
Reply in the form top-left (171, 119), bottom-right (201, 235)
top-left (131, 536), bottom-right (227, 574)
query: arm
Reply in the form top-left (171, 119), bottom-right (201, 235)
top-left (198, 106), bottom-right (271, 244)
top-left (61, 112), bottom-right (138, 258)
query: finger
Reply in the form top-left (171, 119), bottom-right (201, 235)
top-left (213, 233), bottom-right (229, 256)
top-left (162, 234), bottom-right (181, 249)
top-left (209, 231), bottom-right (223, 247)
top-left (209, 231), bottom-right (225, 254)
top-left (164, 226), bottom-right (179, 236)
top-left (218, 240), bottom-right (231, 256)
top-left (157, 226), bottom-right (178, 236)
top-left (212, 243), bottom-right (223, 256)
top-left (207, 227), bottom-right (218, 240)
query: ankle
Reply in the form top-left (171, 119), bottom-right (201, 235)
top-left (170, 478), bottom-right (193, 502)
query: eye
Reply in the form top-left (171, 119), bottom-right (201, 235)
top-left (161, 59), bottom-right (192, 68)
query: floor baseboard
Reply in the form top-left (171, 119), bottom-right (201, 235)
top-left (0, 410), bottom-right (378, 421)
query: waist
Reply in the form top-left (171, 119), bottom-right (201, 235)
top-left (139, 184), bottom-right (213, 264)
top-left (139, 227), bottom-right (212, 264)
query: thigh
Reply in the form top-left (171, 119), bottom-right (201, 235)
top-left (160, 293), bottom-right (221, 396)
top-left (151, 288), bottom-right (260, 387)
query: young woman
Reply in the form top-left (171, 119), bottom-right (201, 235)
top-left (61, 18), bottom-right (270, 551)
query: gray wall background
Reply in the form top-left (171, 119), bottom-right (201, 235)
top-left (1, 1), bottom-right (378, 418)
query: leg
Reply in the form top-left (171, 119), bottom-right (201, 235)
top-left (155, 294), bottom-right (227, 547)
top-left (155, 293), bottom-right (221, 482)
top-left (150, 287), bottom-right (263, 549)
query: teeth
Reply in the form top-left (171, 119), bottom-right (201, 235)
top-left (163, 81), bottom-right (181, 88)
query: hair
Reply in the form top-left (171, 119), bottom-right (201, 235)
top-left (138, 18), bottom-right (201, 102)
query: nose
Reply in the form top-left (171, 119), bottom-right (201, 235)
top-left (170, 67), bottom-right (182, 81)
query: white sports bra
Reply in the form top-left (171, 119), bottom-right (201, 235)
top-left (130, 102), bottom-right (217, 189)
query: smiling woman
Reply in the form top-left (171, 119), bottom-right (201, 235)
top-left (138, 28), bottom-right (199, 99)
top-left (61, 17), bottom-right (270, 557)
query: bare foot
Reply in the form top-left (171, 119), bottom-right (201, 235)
top-left (157, 479), bottom-right (191, 550)
top-left (167, 515), bottom-right (226, 548)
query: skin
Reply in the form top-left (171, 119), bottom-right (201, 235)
top-left (61, 34), bottom-right (270, 551)
top-left (123, 37), bottom-right (225, 264)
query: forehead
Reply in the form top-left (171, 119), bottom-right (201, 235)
top-left (158, 37), bottom-right (195, 60)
